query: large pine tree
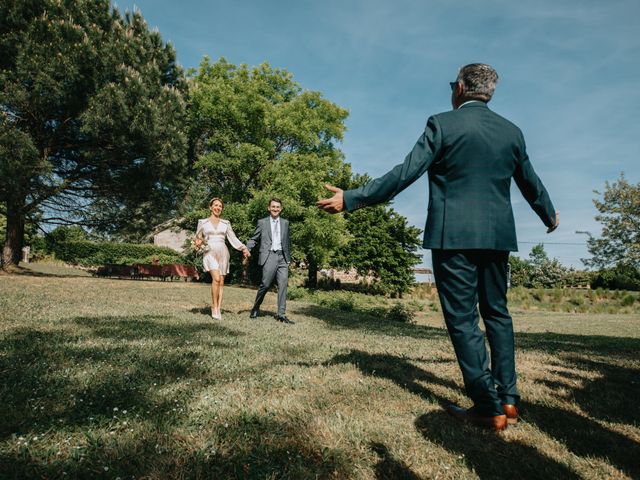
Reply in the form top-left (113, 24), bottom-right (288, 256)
top-left (0, 0), bottom-right (188, 267)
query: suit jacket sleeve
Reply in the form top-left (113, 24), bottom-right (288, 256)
top-left (513, 136), bottom-right (556, 228)
top-left (343, 116), bottom-right (442, 211)
top-left (245, 220), bottom-right (262, 252)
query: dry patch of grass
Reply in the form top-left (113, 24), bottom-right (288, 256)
top-left (1, 263), bottom-right (638, 479)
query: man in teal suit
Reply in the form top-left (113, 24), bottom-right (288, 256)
top-left (318, 63), bottom-right (558, 431)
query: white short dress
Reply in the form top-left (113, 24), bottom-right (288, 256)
top-left (196, 218), bottom-right (246, 275)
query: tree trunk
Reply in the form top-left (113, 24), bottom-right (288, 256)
top-left (1, 200), bottom-right (25, 269)
top-left (307, 257), bottom-right (318, 288)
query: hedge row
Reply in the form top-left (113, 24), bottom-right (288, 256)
top-left (591, 264), bottom-right (640, 291)
top-left (52, 240), bottom-right (183, 267)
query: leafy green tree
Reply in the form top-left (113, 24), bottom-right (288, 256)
top-left (0, 0), bottom-right (187, 267)
top-left (591, 263), bottom-right (640, 291)
top-left (509, 244), bottom-right (573, 288)
top-left (583, 173), bottom-right (640, 269)
top-left (44, 225), bottom-right (88, 253)
top-left (182, 58), bottom-right (351, 285)
top-left (508, 255), bottom-right (533, 287)
top-left (332, 201), bottom-right (423, 297)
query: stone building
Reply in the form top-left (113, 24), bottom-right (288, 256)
top-left (151, 218), bottom-right (190, 253)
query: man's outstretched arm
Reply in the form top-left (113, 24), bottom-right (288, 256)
top-left (318, 116), bottom-right (442, 214)
top-left (316, 184), bottom-right (345, 213)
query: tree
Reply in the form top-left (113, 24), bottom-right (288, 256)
top-left (509, 244), bottom-right (573, 288)
top-left (0, 0), bottom-right (187, 267)
top-left (583, 173), bottom-right (640, 269)
top-left (332, 186), bottom-right (423, 297)
top-left (182, 58), bottom-right (351, 286)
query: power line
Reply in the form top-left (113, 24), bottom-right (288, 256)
top-left (518, 241), bottom-right (586, 245)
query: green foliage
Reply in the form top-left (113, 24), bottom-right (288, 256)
top-left (509, 244), bottom-right (583, 289)
top-left (384, 303), bottom-right (417, 324)
top-left (44, 226), bottom-right (88, 252)
top-left (318, 293), bottom-right (357, 312)
top-left (182, 58), bottom-right (352, 285)
top-left (584, 173), bottom-right (640, 269)
top-left (332, 204), bottom-right (422, 297)
top-left (52, 240), bottom-right (181, 267)
top-left (590, 263), bottom-right (640, 291)
top-left (1, 0), bottom-right (188, 264)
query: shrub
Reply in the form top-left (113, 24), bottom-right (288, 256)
top-left (52, 240), bottom-right (181, 267)
top-left (385, 303), bottom-right (417, 324)
top-left (591, 264), bottom-right (640, 291)
top-left (44, 226), bottom-right (88, 253)
top-left (320, 295), bottom-right (356, 312)
top-left (287, 287), bottom-right (307, 301)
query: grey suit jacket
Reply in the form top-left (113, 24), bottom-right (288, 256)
top-left (343, 102), bottom-right (556, 251)
top-left (246, 217), bottom-right (291, 265)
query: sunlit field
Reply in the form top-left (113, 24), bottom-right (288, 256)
top-left (1, 263), bottom-right (638, 479)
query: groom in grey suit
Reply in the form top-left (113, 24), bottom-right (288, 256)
top-left (246, 198), bottom-right (294, 324)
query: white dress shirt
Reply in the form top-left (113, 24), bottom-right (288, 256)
top-left (271, 217), bottom-right (282, 251)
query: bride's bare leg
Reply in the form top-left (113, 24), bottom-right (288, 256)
top-left (217, 275), bottom-right (225, 314)
top-left (211, 270), bottom-right (221, 316)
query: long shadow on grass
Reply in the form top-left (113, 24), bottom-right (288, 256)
top-left (516, 331), bottom-right (640, 357)
top-left (73, 315), bottom-right (244, 341)
top-left (8, 265), bottom-right (91, 278)
top-left (326, 349), bottom-right (458, 407)
top-left (328, 350), bottom-right (636, 478)
top-left (566, 357), bottom-right (640, 425)
top-left (521, 401), bottom-right (640, 478)
top-left (370, 442), bottom-right (422, 480)
top-left (297, 304), bottom-right (449, 340)
top-left (516, 332), bottom-right (640, 426)
top-left (0, 316), bottom-right (242, 440)
top-left (327, 352), bottom-right (580, 478)
top-left (415, 411), bottom-right (580, 479)
top-left (1, 413), bottom-right (361, 479)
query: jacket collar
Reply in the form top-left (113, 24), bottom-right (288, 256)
top-left (459, 100), bottom-right (489, 109)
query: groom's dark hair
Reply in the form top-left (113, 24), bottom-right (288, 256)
top-left (269, 197), bottom-right (282, 206)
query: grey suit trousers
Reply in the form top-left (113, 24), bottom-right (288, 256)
top-left (253, 250), bottom-right (288, 316)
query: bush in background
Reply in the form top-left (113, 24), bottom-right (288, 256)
top-left (52, 240), bottom-right (182, 267)
top-left (591, 263), bottom-right (640, 291)
top-left (509, 244), bottom-right (589, 289)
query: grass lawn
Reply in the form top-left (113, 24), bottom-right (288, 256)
top-left (1, 263), bottom-right (639, 479)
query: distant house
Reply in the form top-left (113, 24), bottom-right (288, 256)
top-left (150, 218), bottom-right (191, 253)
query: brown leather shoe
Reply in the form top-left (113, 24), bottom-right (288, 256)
top-left (502, 404), bottom-right (518, 424)
top-left (445, 404), bottom-right (508, 432)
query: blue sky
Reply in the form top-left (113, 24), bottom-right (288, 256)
top-left (114, 0), bottom-right (639, 269)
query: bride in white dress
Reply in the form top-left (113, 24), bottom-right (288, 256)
top-left (195, 198), bottom-right (249, 319)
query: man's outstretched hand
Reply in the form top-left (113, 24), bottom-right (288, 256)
top-left (317, 184), bottom-right (345, 214)
top-left (547, 211), bottom-right (560, 233)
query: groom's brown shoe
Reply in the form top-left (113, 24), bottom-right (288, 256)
top-left (445, 404), bottom-right (508, 432)
top-left (502, 404), bottom-right (518, 424)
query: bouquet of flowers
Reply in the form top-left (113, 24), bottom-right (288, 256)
top-left (191, 235), bottom-right (208, 256)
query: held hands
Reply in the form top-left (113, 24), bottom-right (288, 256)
top-left (242, 247), bottom-right (251, 259)
top-left (316, 184), bottom-right (345, 214)
top-left (547, 211), bottom-right (560, 233)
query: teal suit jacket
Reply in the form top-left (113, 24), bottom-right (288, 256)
top-left (343, 101), bottom-right (556, 251)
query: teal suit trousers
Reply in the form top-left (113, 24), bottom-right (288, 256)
top-left (432, 249), bottom-right (517, 416)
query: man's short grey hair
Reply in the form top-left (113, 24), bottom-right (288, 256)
top-left (456, 63), bottom-right (498, 102)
